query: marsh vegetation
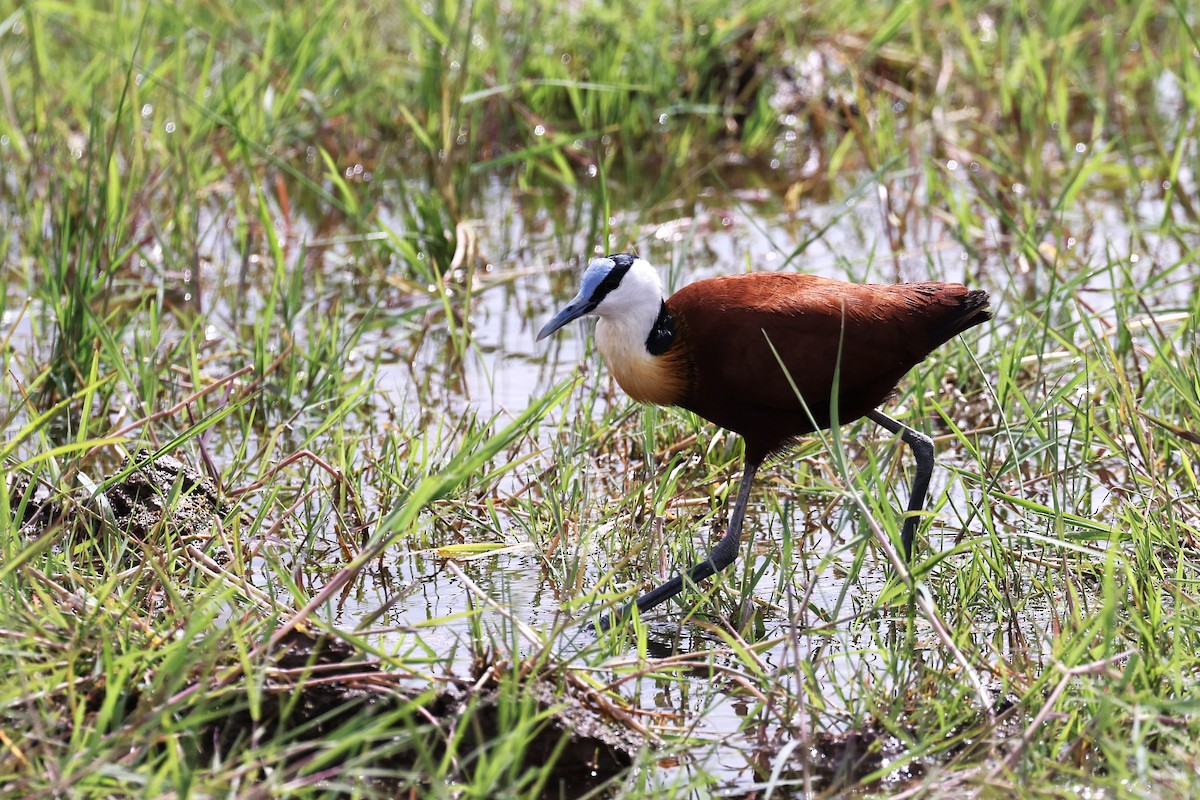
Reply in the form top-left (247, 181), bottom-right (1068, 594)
top-left (2, 0), bottom-right (1198, 796)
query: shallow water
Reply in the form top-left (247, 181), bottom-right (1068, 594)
top-left (3, 141), bottom-right (1193, 791)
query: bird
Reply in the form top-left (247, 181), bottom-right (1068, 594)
top-left (537, 253), bottom-right (991, 630)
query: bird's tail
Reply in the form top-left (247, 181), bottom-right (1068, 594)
top-left (932, 289), bottom-right (991, 344)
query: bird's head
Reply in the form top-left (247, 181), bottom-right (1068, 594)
top-left (536, 253), bottom-right (664, 341)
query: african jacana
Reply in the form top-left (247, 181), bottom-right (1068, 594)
top-left (538, 253), bottom-right (990, 630)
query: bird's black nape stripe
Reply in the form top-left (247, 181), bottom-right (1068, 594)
top-left (645, 300), bottom-right (675, 355)
top-left (587, 254), bottom-right (635, 306)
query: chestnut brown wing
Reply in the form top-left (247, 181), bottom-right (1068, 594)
top-left (667, 273), bottom-right (988, 459)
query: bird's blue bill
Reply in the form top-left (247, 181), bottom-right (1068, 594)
top-left (536, 297), bottom-right (596, 340)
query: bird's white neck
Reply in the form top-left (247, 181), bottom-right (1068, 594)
top-left (590, 260), bottom-right (684, 404)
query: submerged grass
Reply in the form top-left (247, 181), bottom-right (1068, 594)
top-left (2, 0), bottom-right (1200, 796)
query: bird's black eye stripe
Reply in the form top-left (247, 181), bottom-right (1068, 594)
top-left (587, 260), bottom-right (632, 305)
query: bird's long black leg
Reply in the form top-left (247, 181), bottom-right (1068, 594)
top-left (866, 409), bottom-right (933, 561)
top-left (595, 461), bottom-right (760, 632)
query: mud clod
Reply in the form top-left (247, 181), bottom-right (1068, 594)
top-left (202, 630), bottom-right (641, 797)
top-left (99, 454), bottom-right (223, 539)
top-left (11, 453), bottom-right (224, 541)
